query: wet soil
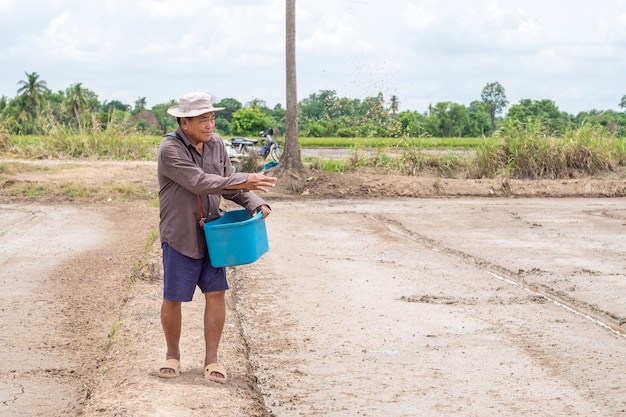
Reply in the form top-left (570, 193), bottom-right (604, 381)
top-left (1, 159), bottom-right (625, 416)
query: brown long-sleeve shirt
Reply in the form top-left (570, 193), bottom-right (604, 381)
top-left (157, 128), bottom-right (268, 259)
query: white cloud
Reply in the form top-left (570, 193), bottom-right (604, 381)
top-left (1, 0), bottom-right (626, 113)
top-left (402, 3), bottom-right (436, 31)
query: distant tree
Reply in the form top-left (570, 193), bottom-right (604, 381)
top-left (466, 100), bottom-right (492, 136)
top-left (214, 98), bottom-right (242, 122)
top-left (151, 100), bottom-right (177, 134)
top-left (134, 97), bottom-right (147, 113)
top-left (389, 95), bottom-right (400, 116)
top-left (396, 111), bottom-right (425, 137)
top-left (268, 103), bottom-right (286, 136)
top-left (16, 71), bottom-right (50, 133)
top-left (246, 98), bottom-right (268, 110)
top-left (6, 95), bottom-right (31, 134)
top-left (506, 99), bottom-right (572, 134)
top-left (359, 93), bottom-right (387, 124)
top-left (481, 81), bottom-right (508, 132)
top-left (230, 107), bottom-right (272, 136)
top-left (64, 83), bottom-right (89, 132)
top-left (427, 102), bottom-right (469, 137)
top-left (574, 109), bottom-right (626, 135)
top-left (300, 90), bottom-right (330, 119)
top-left (102, 100), bottom-right (131, 113)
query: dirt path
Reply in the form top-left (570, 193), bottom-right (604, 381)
top-left (0, 202), bottom-right (157, 415)
top-left (1, 160), bottom-right (625, 416)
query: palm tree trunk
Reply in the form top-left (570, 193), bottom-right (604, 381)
top-left (282, 0), bottom-right (304, 172)
top-left (73, 105), bottom-right (81, 133)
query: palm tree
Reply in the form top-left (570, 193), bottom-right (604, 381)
top-left (282, 0), bottom-right (304, 172)
top-left (389, 95), bottom-right (399, 117)
top-left (16, 71), bottom-right (49, 133)
top-left (134, 96), bottom-right (147, 113)
top-left (64, 83), bottom-right (88, 132)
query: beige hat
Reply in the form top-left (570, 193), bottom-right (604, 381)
top-left (167, 92), bottom-right (225, 117)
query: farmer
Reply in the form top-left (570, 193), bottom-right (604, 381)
top-left (157, 92), bottom-right (275, 382)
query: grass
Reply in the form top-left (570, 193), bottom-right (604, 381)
top-left (3, 134), bottom-right (484, 161)
top-left (305, 158), bottom-right (352, 173)
top-left (5, 133), bottom-right (160, 160)
top-left (109, 320), bottom-right (122, 341)
top-left (473, 120), bottom-right (626, 179)
top-left (2, 121), bottom-right (624, 182)
top-left (297, 136), bottom-right (486, 149)
top-left (145, 229), bottom-right (159, 252)
top-left (127, 228), bottom-right (161, 284)
top-left (4, 179), bottom-right (155, 201)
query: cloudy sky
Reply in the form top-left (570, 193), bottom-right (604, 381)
top-left (2, 0), bottom-right (626, 115)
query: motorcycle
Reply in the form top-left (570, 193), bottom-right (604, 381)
top-left (223, 139), bottom-right (242, 171)
top-left (228, 127), bottom-right (282, 172)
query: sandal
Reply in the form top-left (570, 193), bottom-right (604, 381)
top-left (158, 358), bottom-right (180, 379)
top-left (204, 363), bottom-right (227, 383)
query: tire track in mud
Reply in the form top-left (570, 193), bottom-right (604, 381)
top-left (371, 214), bottom-right (626, 338)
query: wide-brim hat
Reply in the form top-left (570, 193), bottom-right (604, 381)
top-left (167, 92), bottom-right (225, 117)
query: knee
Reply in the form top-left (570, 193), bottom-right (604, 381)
top-left (161, 299), bottom-right (181, 314)
top-left (204, 290), bottom-right (225, 302)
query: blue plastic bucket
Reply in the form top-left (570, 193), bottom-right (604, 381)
top-left (203, 209), bottom-right (269, 267)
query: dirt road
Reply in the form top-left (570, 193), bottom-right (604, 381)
top-left (1, 160), bottom-right (625, 416)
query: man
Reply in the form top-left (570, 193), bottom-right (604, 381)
top-left (157, 92), bottom-right (276, 383)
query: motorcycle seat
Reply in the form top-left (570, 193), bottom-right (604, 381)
top-left (231, 137), bottom-right (258, 145)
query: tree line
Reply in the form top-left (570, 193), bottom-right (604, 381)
top-left (2, 71), bottom-right (626, 138)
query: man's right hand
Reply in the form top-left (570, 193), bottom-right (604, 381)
top-left (227, 173), bottom-right (277, 192)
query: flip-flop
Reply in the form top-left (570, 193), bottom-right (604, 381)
top-left (204, 363), bottom-right (227, 383)
top-left (158, 358), bottom-right (180, 379)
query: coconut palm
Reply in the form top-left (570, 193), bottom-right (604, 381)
top-left (16, 71), bottom-right (49, 133)
top-left (282, 0), bottom-right (304, 172)
top-left (64, 83), bottom-right (88, 132)
top-left (134, 96), bottom-right (147, 113)
top-left (389, 95), bottom-right (399, 117)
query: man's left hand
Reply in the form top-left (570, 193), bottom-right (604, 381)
top-left (257, 204), bottom-right (271, 219)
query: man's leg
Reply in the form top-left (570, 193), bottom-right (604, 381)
top-left (204, 290), bottom-right (226, 378)
top-left (160, 299), bottom-right (182, 376)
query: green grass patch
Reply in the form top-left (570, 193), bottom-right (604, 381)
top-left (109, 320), bottom-right (122, 341)
top-left (145, 228), bottom-right (159, 252)
top-left (7, 183), bottom-right (54, 198)
top-left (59, 183), bottom-right (96, 199)
top-left (305, 157), bottom-right (352, 173)
top-left (5, 133), bottom-right (161, 160)
top-left (298, 136), bottom-right (487, 149)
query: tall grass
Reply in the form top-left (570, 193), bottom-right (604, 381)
top-left (2, 114), bottom-right (161, 160)
top-left (2, 116), bottom-right (624, 180)
top-left (473, 119), bottom-right (625, 179)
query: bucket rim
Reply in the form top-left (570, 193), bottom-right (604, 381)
top-left (203, 209), bottom-right (263, 230)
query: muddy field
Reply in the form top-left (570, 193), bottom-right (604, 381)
top-left (1, 160), bottom-right (625, 416)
